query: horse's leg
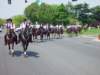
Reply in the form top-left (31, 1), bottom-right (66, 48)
top-left (75, 31), bottom-right (78, 36)
top-left (11, 43), bottom-right (15, 56)
top-left (22, 42), bottom-right (27, 56)
top-left (33, 34), bottom-right (35, 40)
top-left (35, 34), bottom-right (37, 39)
top-left (54, 33), bottom-right (56, 39)
top-left (59, 33), bottom-right (60, 38)
top-left (30, 34), bottom-right (32, 42)
top-left (26, 42), bottom-right (29, 50)
top-left (61, 33), bottom-right (63, 38)
top-left (4, 35), bottom-right (7, 45)
top-left (24, 42), bottom-right (29, 57)
top-left (58, 33), bottom-right (60, 39)
top-left (48, 33), bottom-right (50, 40)
top-left (45, 34), bottom-right (46, 40)
top-left (8, 44), bottom-right (12, 55)
top-left (40, 34), bottom-right (43, 41)
top-left (52, 33), bottom-right (54, 39)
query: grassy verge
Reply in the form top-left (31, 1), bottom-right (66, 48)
top-left (81, 28), bottom-right (100, 36)
top-left (64, 28), bottom-right (100, 37)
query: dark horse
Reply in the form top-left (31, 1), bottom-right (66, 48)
top-left (4, 29), bottom-right (17, 56)
top-left (66, 25), bottom-right (82, 37)
top-left (32, 26), bottom-right (44, 41)
top-left (18, 27), bottom-right (31, 56)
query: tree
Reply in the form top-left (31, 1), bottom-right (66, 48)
top-left (91, 6), bottom-right (100, 21)
top-left (74, 3), bottom-right (91, 25)
top-left (24, 3), bottom-right (39, 24)
top-left (12, 15), bottom-right (27, 27)
top-left (0, 18), bottom-right (5, 26)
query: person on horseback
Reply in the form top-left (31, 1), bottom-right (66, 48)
top-left (4, 18), bottom-right (17, 45)
top-left (4, 18), bottom-right (17, 55)
top-left (20, 19), bottom-right (27, 31)
top-left (20, 19), bottom-right (32, 42)
top-left (19, 19), bottom-right (33, 56)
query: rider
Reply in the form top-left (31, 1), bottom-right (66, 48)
top-left (5, 18), bottom-right (15, 33)
top-left (20, 19), bottom-right (27, 31)
top-left (20, 19), bottom-right (33, 42)
top-left (5, 18), bottom-right (17, 45)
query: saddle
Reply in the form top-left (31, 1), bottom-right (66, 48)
top-left (4, 32), bottom-right (17, 45)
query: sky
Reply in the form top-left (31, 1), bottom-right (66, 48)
top-left (0, 0), bottom-right (100, 19)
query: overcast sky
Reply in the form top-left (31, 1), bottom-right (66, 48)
top-left (0, 0), bottom-right (100, 19)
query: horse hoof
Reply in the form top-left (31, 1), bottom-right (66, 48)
top-left (9, 51), bottom-right (11, 55)
top-left (23, 54), bottom-right (28, 57)
top-left (11, 53), bottom-right (15, 57)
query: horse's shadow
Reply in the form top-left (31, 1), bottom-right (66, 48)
top-left (13, 50), bottom-right (39, 58)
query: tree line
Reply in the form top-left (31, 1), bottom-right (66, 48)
top-left (24, 2), bottom-right (100, 26)
top-left (0, 2), bottom-right (100, 27)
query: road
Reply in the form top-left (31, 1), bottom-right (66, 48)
top-left (0, 32), bottom-right (100, 75)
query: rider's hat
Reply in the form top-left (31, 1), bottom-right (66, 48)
top-left (6, 18), bottom-right (12, 22)
top-left (23, 19), bottom-right (27, 22)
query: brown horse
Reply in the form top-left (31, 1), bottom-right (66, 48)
top-left (66, 25), bottom-right (82, 37)
top-left (32, 27), bottom-right (38, 40)
top-left (59, 27), bottom-right (64, 38)
top-left (4, 29), bottom-right (17, 56)
top-left (52, 26), bottom-right (64, 39)
top-left (32, 26), bottom-right (44, 41)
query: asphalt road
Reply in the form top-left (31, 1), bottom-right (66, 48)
top-left (0, 32), bottom-right (100, 75)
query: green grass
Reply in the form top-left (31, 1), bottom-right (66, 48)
top-left (81, 28), bottom-right (100, 36)
top-left (64, 28), bottom-right (100, 36)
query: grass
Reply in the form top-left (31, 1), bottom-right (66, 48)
top-left (64, 28), bottom-right (100, 37)
top-left (81, 28), bottom-right (100, 36)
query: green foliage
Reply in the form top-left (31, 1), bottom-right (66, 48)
top-left (24, 2), bottom-right (100, 26)
top-left (12, 15), bottom-right (27, 27)
top-left (91, 6), bottom-right (100, 21)
top-left (82, 28), bottom-right (100, 36)
top-left (0, 18), bottom-right (5, 26)
top-left (24, 3), bottom-right (39, 24)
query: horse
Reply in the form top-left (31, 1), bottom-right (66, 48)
top-left (18, 27), bottom-right (31, 56)
top-left (43, 25), bottom-right (51, 40)
top-left (50, 27), bottom-right (55, 39)
top-left (66, 25), bottom-right (82, 37)
top-left (59, 27), bottom-right (64, 38)
top-left (32, 26), bottom-right (38, 40)
top-left (4, 29), bottom-right (17, 56)
top-left (38, 26), bottom-right (44, 41)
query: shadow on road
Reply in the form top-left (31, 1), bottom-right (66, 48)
top-left (13, 50), bottom-right (39, 58)
top-left (26, 51), bottom-right (39, 58)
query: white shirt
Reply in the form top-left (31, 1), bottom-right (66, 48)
top-left (5, 23), bottom-right (15, 29)
top-left (20, 22), bottom-right (27, 29)
top-left (36, 24), bottom-right (40, 29)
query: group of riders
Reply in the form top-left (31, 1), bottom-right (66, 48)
top-left (4, 18), bottom-right (64, 56)
top-left (4, 18), bottom-right (83, 56)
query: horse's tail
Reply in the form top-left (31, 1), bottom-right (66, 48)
top-left (4, 34), bottom-right (7, 45)
top-left (14, 34), bottom-right (17, 44)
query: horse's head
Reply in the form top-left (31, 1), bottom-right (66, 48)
top-left (20, 28), bottom-right (30, 40)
